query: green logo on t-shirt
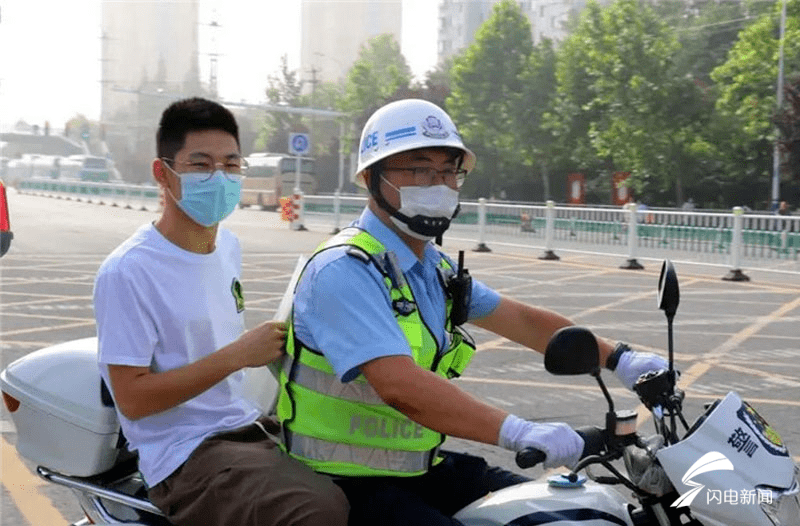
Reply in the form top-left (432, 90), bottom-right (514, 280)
top-left (231, 278), bottom-right (245, 313)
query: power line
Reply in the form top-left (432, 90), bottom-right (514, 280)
top-left (672, 15), bottom-right (757, 33)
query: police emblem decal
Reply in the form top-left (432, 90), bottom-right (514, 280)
top-left (231, 278), bottom-right (245, 313)
top-left (736, 402), bottom-right (788, 457)
top-left (421, 116), bottom-right (450, 139)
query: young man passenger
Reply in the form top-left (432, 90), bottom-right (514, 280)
top-left (93, 97), bottom-right (348, 526)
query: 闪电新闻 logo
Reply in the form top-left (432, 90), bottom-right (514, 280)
top-left (671, 451), bottom-right (734, 508)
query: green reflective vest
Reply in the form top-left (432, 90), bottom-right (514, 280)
top-left (277, 227), bottom-right (476, 477)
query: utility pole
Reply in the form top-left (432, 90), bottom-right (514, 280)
top-left (772, 0), bottom-right (787, 211)
top-left (208, 13), bottom-right (220, 98)
top-left (306, 66), bottom-right (319, 155)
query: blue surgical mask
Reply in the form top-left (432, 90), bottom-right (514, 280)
top-left (171, 171), bottom-right (242, 227)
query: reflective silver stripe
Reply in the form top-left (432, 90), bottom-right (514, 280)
top-left (286, 355), bottom-right (385, 405)
top-left (321, 227), bottom-right (361, 249)
top-left (290, 432), bottom-right (438, 474)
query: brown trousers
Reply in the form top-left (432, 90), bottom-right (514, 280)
top-left (148, 417), bottom-right (349, 526)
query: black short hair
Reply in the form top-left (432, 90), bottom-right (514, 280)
top-left (156, 97), bottom-right (240, 161)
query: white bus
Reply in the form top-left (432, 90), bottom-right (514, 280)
top-left (241, 153), bottom-right (316, 210)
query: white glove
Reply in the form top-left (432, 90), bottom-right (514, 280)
top-left (611, 344), bottom-right (668, 390)
top-left (498, 414), bottom-right (584, 469)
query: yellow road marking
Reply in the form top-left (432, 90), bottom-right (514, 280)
top-left (635, 294), bottom-right (800, 431)
top-left (1, 321), bottom-right (95, 338)
top-left (2, 312), bottom-right (95, 323)
top-left (458, 376), bottom-right (800, 408)
top-left (676, 294), bottom-right (800, 392)
top-left (1, 435), bottom-right (69, 525)
top-left (458, 375), bottom-right (631, 395)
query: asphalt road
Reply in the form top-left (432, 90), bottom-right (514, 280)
top-left (2, 191), bottom-right (799, 525)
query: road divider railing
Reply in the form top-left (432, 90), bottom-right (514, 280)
top-left (18, 178), bottom-right (799, 279)
top-left (17, 178), bottom-right (161, 211)
top-left (303, 195), bottom-right (798, 278)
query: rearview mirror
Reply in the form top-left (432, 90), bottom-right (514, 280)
top-left (544, 326), bottom-right (600, 375)
top-left (657, 260), bottom-right (679, 319)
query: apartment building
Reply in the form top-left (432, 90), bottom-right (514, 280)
top-left (438, 0), bottom-right (605, 63)
top-left (300, 0), bottom-right (403, 85)
top-left (100, 1), bottom-right (200, 124)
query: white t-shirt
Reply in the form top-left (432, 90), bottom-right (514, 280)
top-left (94, 223), bottom-right (259, 487)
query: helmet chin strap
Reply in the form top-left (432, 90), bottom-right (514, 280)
top-left (367, 168), bottom-right (459, 240)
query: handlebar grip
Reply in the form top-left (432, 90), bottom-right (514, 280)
top-left (514, 426), bottom-right (606, 469)
top-left (576, 426), bottom-right (606, 457)
top-left (515, 448), bottom-right (546, 469)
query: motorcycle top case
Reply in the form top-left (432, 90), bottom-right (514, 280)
top-left (1, 337), bottom-right (122, 477)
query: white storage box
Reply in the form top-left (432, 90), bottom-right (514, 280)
top-left (1, 337), bottom-right (122, 477)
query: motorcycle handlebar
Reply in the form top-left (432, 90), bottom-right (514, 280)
top-left (514, 447), bottom-right (546, 468)
top-left (515, 426), bottom-right (607, 469)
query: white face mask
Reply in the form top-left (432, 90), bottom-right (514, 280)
top-left (382, 178), bottom-right (460, 240)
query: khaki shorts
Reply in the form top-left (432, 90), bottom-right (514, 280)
top-left (148, 416), bottom-right (349, 526)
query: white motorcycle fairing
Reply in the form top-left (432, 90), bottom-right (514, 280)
top-left (453, 477), bottom-right (633, 525)
top-left (657, 391), bottom-right (800, 526)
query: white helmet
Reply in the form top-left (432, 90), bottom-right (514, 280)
top-left (352, 99), bottom-right (476, 188)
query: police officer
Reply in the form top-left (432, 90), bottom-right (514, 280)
top-left (278, 99), bottom-right (666, 525)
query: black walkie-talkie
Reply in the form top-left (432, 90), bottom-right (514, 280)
top-left (448, 250), bottom-right (472, 326)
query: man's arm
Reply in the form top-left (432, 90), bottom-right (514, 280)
top-left (470, 296), bottom-right (616, 366)
top-left (360, 355), bottom-right (507, 445)
top-left (108, 320), bottom-right (286, 420)
top-left (359, 296), bottom-right (608, 445)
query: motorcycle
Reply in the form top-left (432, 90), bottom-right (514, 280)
top-left (1, 259), bottom-right (798, 525)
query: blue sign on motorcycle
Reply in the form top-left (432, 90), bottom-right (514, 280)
top-left (289, 133), bottom-right (310, 156)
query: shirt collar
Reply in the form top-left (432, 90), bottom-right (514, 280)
top-left (355, 208), bottom-right (440, 273)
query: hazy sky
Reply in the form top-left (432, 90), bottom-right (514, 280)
top-left (0, 0), bottom-right (438, 130)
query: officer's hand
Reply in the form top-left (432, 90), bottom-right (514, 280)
top-left (499, 415), bottom-right (584, 469)
top-left (613, 346), bottom-right (669, 390)
top-left (235, 320), bottom-right (287, 368)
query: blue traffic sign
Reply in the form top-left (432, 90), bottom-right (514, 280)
top-left (289, 133), bottom-right (310, 155)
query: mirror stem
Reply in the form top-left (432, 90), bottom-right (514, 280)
top-left (666, 316), bottom-right (675, 387)
top-left (594, 371), bottom-right (619, 438)
top-left (593, 368), bottom-right (615, 413)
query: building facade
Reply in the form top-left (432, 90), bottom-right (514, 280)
top-left (100, 1), bottom-right (201, 124)
top-left (99, 1), bottom-right (202, 182)
top-left (300, 0), bottom-right (403, 85)
top-left (437, 0), bottom-right (496, 61)
top-left (438, 0), bottom-right (603, 64)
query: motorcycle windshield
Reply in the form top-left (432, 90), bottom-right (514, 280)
top-left (657, 392), bottom-right (796, 525)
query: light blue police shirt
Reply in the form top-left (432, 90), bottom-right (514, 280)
top-left (292, 208), bottom-right (501, 382)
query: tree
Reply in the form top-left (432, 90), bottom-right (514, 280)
top-left (412, 57), bottom-right (456, 110)
top-left (551, 0), bottom-right (710, 205)
top-left (516, 38), bottom-right (558, 200)
top-left (339, 33), bottom-right (412, 151)
top-left (423, 56), bottom-right (455, 96)
top-left (711, 0), bottom-right (800, 207)
top-left (255, 55), bottom-right (307, 153)
top-left (776, 76), bottom-right (800, 204)
top-left (546, 2), bottom-right (606, 197)
top-left (447, 0), bottom-right (534, 199)
top-left (656, 0), bottom-right (771, 87)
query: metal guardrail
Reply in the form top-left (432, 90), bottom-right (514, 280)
top-left (304, 195), bottom-right (799, 279)
top-left (17, 178), bottom-right (161, 211)
top-left (18, 178), bottom-right (799, 278)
